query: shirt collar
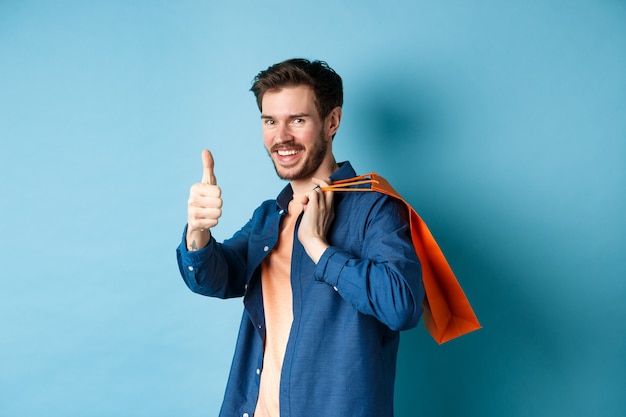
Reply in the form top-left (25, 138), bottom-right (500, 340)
top-left (276, 161), bottom-right (357, 213)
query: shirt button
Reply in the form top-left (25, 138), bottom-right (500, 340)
top-left (279, 209), bottom-right (285, 215)
top-left (258, 324), bottom-right (262, 329)
top-left (256, 368), bottom-right (261, 375)
top-left (333, 286), bottom-right (338, 292)
top-left (187, 266), bottom-right (194, 271)
top-left (263, 245), bottom-right (269, 252)
top-left (243, 413), bottom-right (249, 417)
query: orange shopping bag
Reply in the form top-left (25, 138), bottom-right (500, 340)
top-left (323, 173), bottom-right (481, 344)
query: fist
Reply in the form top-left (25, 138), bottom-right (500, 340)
top-left (187, 149), bottom-right (222, 232)
top-left (297, 178), bottom-right (334, 264)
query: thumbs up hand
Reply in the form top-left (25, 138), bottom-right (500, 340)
top-left (186, 150), bottom-right (223, 251)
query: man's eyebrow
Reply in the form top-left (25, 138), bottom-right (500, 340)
top-left (260, 113), bottom-right (311, 119)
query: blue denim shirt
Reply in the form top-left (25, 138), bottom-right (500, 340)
top-left (176, 162), bottom-right (424, 417)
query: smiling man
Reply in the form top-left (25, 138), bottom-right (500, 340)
top-left (176, 58), bottom-right (424, 417)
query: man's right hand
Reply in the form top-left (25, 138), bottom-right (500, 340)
top-left (186, 149), bottom-right (222, 251)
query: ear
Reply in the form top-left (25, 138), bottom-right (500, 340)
top-left (325, 106), bottom-right (342, 137)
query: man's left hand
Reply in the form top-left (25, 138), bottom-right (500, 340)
top-left (297, 178), bottom-right (334, 264)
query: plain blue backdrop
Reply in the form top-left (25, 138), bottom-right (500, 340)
top-left (1, 1), bottom-right (624, 416)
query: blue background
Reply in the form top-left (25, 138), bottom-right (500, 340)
top-left (1, 1), bottom-right (624, 416)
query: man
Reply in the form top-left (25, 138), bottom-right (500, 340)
top-left (176, 58), bottom-right (424, 417)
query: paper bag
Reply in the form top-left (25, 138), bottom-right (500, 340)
top-left (323, 173), bottom-right (481, 344)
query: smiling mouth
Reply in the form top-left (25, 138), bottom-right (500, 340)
top-left (271, 144), bottom-right (304, 157)
top-left (277, 149), bottom-right (301, 156)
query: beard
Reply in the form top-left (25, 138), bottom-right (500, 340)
top-left (268, 132), bottom-right (330, 181)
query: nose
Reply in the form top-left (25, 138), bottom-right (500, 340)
top-left (274, 123), bottom-right (292, 144)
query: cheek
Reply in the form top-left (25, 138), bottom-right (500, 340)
top-left (302, 129), bottom-right (324, 147)
top-left (262, 131), bottom-right (273, 149)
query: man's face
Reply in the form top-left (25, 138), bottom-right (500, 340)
top-left (261, 85), bottom-right (332, 181)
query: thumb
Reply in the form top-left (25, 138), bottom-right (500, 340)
top-left (201, 149), bottom-right (217, 185)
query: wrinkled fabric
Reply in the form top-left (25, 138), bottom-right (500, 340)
top-left (176, 162), bottom-right (424, 417)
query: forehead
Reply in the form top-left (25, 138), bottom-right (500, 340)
top-left (261, 85), bottom-right (319, 117)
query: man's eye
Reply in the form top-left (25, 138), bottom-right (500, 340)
top-left (293, 118), bottom-right (304, 124)
top-left (264, 119), bottom-right (275, 126)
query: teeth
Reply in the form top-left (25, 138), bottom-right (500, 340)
top-left (277, 149), bottom-right (299, 156)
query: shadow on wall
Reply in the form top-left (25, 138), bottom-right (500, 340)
top-left (350, 69), bottom-right (569, 417)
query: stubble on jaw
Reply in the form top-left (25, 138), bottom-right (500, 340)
top-left (267, 133), bottom-right (330, 181)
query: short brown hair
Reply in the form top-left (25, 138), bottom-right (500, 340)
top-left (250, 58), bottom-right (343, 120)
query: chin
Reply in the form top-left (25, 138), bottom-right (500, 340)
top-left (273, 164), bottom-right (308, 181)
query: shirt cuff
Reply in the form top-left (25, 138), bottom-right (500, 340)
top-left (177, 224), bottom-right (215, 266)
top-left (314, 246), bottom-right (351, 287)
